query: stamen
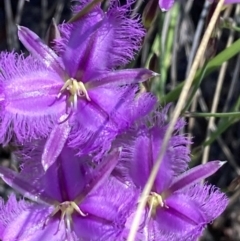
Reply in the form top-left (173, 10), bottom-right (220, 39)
top-left (147, 192), bottom-right (168, 217)
top-left (43, 201), bottom-right (87, 235)
top-left (57, 78), bottom-right (91, 111)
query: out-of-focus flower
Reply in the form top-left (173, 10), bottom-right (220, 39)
top-left (0, 0), bottom-right (157, 170)
top-left (159, 0), bottom-right (174, 11)
top-left (115, 108), bottom-right (228, 240)
top-left (0, 146), bottom-right (138, 240)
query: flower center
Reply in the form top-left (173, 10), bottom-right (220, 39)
top-left (147, 192), bottom-right (168, 217)
top-left (57, 78), bottom-right (91, 111)
top-left (44, 201), bottom-right (87, 234)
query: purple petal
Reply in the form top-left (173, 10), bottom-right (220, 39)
top-left (18, 26), bottom-right (65, 76)
top-left (127, 128), bottom-right (153, 188)
top-left (0, 166), bottom-right (54, 205)
top-left (159, 0), bottom-right (175, 11)
top-left (153, 123), bottom-right (191, 192)
top-left (105, 1), bottom-right (145, 67)
top-left (168, 161), bottom-right (226, 193)
top-left (119, 110), bottom-right (190, 193)
top-left (153, 184), bottom-right (227, 240)
top-left (183, 184), bottom-right (228, 223)
top-left (19, 145), bottom-right (86, 202)
top-left (42, 117), bottom-right (71, 171)
top-left (44, 145), bottom-right (92, 202)
top-left (87, 69), bottom-right (158, 88)
top-left (73, 215), bottom-right (117, 240)
top-left (130, 92), bottom-right (157, 121)
top-left (74, 179), bottom-right (138, 240)
top-left (1, 202), bottom-right (66, 241)
top-left (165, 193), bottom-right (205, 225)
top-left (0, 194), bottom-right (30, 238)
top-left (61, 17), bottom-right (106, 78)
top-left (0, 53), bottom-right (65, 144)
top-left (55, 6), bottom-right (103, 55)
top-left (151, 193), bottom-right (205, 240)
top-left (60, 1), bottom-right (144, 78)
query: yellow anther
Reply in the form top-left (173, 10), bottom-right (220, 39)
top-left (147, 192), bottom-right (168, 217)
top-left (57, 78), bottom-right (91, 110)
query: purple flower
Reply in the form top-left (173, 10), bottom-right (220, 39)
top-left (115, 108), bottom-right (228, 240)
top-left (0, 146), bottom-right (138, 240)
top-left (0, 0), bottom-right (157, 170)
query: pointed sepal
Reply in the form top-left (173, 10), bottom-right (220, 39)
top-left (0, 166), bottom-right (54, 205)
top-left (18, 25), bottom-right (65, 76)
top-left (42, 116), bottom-right (71, 171)
top-left (168, 161), bottom-right (226, 193)
top-left (87, 69), bottom-right (158, 88)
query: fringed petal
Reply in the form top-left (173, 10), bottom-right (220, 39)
top-left (38, 147), bottom-right (86, 202)
top-left (15, 143), bottom-right (119, 203)
top-left (115, 106), bottom-right (190, 192)
top-left (0, 194), bottom-right (30, 239)
top-left (18, 144), bottom-right (88, 202)
top-left (1, 203), bottom-right (66, 241)
top-left (0, 53), bottom-right (65, 144)
top-left (61, 18), bottom-right (106, 78)
top-left (128, 128), bottom-right (154, 188)
top-left (105, 0), bottom-right (145, 67)
top-left (74, 178), bottom-right (138, 240)
top-left (57, 0), bottom-right (144, 79)
top-left (54, 6), bottom-right (103, 55)
top-left (182, 184), bottom-right (228, 225)
top-left (150, 117), bottom-right (191, 192)
top-left (145, 184), bottom-right (228, 241)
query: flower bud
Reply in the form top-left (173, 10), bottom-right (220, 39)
top-left (143, 0), bottom-right (159, 29)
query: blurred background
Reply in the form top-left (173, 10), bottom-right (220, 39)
top-left (1, 0), bottom-right (240, 240)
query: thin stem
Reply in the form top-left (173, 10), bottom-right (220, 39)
top-left (184, 111), bottom-right (240, 118)
top-left (201, 5), bottom-right (234, 166)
